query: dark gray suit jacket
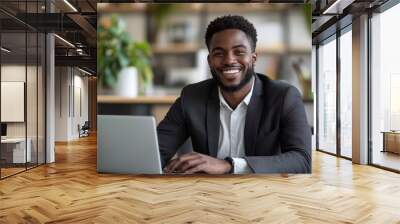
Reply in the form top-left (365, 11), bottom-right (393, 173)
top-left (157, 74), bottom-right (311, 173)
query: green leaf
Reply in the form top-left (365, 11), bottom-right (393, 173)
top-left (98, 14), bottom-right (154, 91)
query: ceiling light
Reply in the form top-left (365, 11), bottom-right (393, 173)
top-left (1, 47), bottom-right (11, 53)
top-left (78, 67), bottom-right (92, 76)
top-left (54, 34), bottom-right (75, 48)
top-left (63, 0), bottom-right (78, 12)
top-left (323, 0), bottom-right (355, 15)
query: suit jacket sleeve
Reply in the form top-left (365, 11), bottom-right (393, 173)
top-left (244, 86), bottom-right (312, 173)
top-left (157, 96), bottom-right (189, 168)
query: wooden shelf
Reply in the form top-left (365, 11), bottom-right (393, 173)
top-left (150, 43), bottom-right (309, 55)
top-left (97, 3), bottom-right (147, 13)
top-left (151, 43), bottom-right (203, 54)
top-left (98, 3), bottom-right (206, 13)
top-left (257, 44), bottom-right (311, 54)
top-left (257, 44), bottom-right (285, 54)
top-left (289, 45), bottom-right (312, 54)
top-left (98, 95), bottom-right (178, 104)
top-left (97, 3), bottom-right (292, 13)
top-left (204, 3), bottom-right (289, 13)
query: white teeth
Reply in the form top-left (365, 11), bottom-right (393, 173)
top-left (223, 70), bottom-right (240, 74)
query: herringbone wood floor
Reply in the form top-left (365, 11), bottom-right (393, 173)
top-left (1, 134), bottom-right (400, 223)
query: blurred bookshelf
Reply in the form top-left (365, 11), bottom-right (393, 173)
top-left (98, 3), bottom-right (293, 13)
top-left (98, 3), bottom-right (312, 122)
top-left (99, 3), bottom-right (311, 95)
top-left (151, 43), bottom-right (201, 54)
top-left (150, 43), bottom-right (310, 55)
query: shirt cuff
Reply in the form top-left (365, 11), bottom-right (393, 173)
top-left (232, 157), bottom-right (253, 174)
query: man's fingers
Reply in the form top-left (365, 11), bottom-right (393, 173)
top-left (172, 154), bottom-right (202, 172)
top-left (184, 163), bottom-right (205, 174)
top-left (167, 153), bottom-right (202, 173)
top-left (178, 157), bottom-right (205, 172)
top-left (164, 158), bottom-right (178, 173)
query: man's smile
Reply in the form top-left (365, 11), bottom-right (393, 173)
top-left (221, 67), bottom-right (242, 80)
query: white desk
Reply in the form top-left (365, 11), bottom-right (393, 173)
top-left (1, 138), bottom-right (31, 163)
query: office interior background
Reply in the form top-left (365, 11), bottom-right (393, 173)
top-left (313, 0), bottom-right (400, 172)
top-left (97, 3), bottom-right (313, 146)
top-left (0, 0), bottom-right (97, 179)
top-left (0, 0), bottom-right (400, 223)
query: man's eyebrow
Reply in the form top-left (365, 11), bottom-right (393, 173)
top-left (232, 44), bottom-right (247, 49)
top-left (211, 47), bottom-right (224, 53)
top-left (211, 45), bottom-right (247, 53)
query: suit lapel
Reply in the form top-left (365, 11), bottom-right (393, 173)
top-left (245, 75), bottom-right (264, 156)
top-left (206, 84), bottom-right (220, 157)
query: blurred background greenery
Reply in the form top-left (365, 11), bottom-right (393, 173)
top-left (97, 3), bottom-right (313, 125)
top-left (98, 14), bottom-right (153, 92)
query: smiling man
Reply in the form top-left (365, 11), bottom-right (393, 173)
top-left (157, 15), bottom-right (311, 174)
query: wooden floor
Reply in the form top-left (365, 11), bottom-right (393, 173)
top-left (1, 167), bottom-right (26, 178)
top-left (1, 135), bottom-right (400, 223)
top-left (372, 150), bottom-right (400, 171)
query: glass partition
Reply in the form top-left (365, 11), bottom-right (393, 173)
top-left (371, 3), bottom-right (400, 171)
top-left (27, 31), bottom-right (38, 169)
top-left (0, 1), bottom-right (46, 179)
top-left (38, 32), bottom-right (45, 165)
top-left (1, 30), bottom-right (28, 177)
top-left (317, 36), bottom-right (337, 154)
top-left (339, 28), bottom-right (352, 158)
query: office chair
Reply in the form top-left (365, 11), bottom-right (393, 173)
top-left (78, 121), bottom-right (90, 138)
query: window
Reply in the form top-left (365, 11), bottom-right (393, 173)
top-left (339, 28), bottom-right (352, 158)
top-left (317, 36), bottom-right (337, 154)
top-left (370, 2), bottom-right (400, 171)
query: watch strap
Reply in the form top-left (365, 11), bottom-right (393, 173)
top-left (224, 157), bottom-right (234, 174)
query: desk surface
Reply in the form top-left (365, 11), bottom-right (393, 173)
top-left (1, 138), bottom-right (27, 143)
top-left (97, 95), bottom-right (178, 104)
top-left (1, 135), bottom-right (400, 223)
top-left (381, 131), bottom-right (400, 134)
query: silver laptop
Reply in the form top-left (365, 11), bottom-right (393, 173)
top-left (97, 115), bottom-right (163, 174)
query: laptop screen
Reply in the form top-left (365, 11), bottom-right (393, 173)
top-left (1, 123), bottom-right (7, 137)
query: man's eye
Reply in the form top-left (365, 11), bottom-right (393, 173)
top-left (213, 52), bottom-right (223, 57)
top-left (236, 51), bottom-right (246, 55)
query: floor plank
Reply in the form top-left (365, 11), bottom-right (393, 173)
top-left (1, 134), bottom-right (400, 223)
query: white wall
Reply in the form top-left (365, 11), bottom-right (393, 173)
top-left (72, 73), bottom-right (89, 138)
top-left (1, 65), bottom-right (39, 137)
top-left (55, 67), bottom-right (69, 141)
top-left (55, 67), bottom-right (89, 141)
top-left (1, 64), bottom-right (46, 163)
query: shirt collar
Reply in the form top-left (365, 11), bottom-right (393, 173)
top-left (218, 77), bottom-right (255, 110)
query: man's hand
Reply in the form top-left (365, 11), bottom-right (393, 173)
top-left (164, 152), bottom-right (232, 174)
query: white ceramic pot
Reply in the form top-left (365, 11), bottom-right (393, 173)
top-left (114, 67), bottom-right (138, 97)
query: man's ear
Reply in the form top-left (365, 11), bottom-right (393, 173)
top-left (252, 52), bottom-right (257, 64)
top-left (207, 54), bottom-right (211, 66)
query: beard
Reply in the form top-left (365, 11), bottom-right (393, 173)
top-left (210, 66), bottom-right (255, 92)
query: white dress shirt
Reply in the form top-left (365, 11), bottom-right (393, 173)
top-left (217, 78), bottom-right (255, 174)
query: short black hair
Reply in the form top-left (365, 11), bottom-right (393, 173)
top-left (205, 15), bottom-right (257, 52)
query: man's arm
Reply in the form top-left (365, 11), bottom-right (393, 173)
top-left (157, 96), bottom-right (189, 168)
top-left (244, 86), bottom-right (312, 173)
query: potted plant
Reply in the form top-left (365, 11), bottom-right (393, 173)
top-left (98, 14), bottom-right (153, 96)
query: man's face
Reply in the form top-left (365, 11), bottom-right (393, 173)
top-left (207, 29), bottom-right (257, 92)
